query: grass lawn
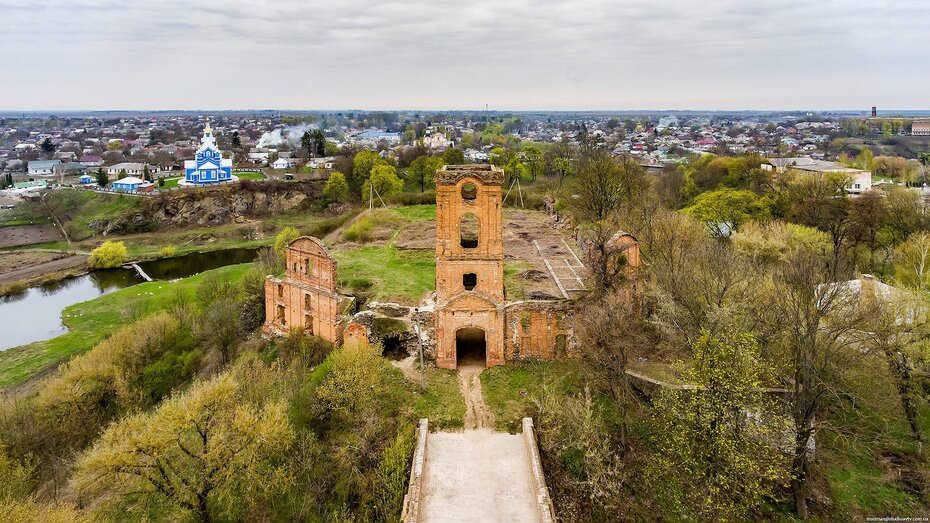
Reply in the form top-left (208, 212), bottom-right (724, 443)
top-left (481, 359), bottom-right (588, 432)
top-left (160, 172), bottom-right (264, 189)
top-left (333, 245), bottom-right (435, 305)
top-left (390, 204), bottom-right (436, 221)
top-left (235, 171), bottom-right (266, 181)
top-left (53, 191), bottom-right (143, 241)
top-left (503, 260), bottom-right (532, 300)
top-left (0, 263), bottom-right (253, 387)
top-left (817, 372), bottom-right (930, 520)
top-left (160, 176), bottom-right (182, 188)
top-left (400, 365), bottom-right (466, 430)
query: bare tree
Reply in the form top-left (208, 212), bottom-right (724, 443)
top-left (775, 249), bottom-right (859, 518)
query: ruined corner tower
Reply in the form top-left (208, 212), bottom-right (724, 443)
top-left (434, 164), bottom-right (505, 369)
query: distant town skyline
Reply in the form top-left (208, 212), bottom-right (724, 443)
top-left (2, 0), bottom-right (928, 111)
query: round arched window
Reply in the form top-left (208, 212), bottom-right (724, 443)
top-left (461, 182), bottom-right (477, 201)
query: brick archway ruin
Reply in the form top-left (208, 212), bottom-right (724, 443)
top-left (435, 164), bottom-right (505, 369)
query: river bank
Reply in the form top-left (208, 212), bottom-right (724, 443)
top-left (0, 262), bottom-right (254, 388)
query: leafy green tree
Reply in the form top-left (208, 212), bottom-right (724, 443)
top-left (88, 241), bottom-right (128, 268)
top-left (646, 330), bottom-right (790, 521)
top-left (731, 220), bottom-right (831, 263)
top-left (142, 164), bottom-right (151, 182)
top-left (894, 231), bottom-right (930, 290)
top-left (489, 146), bottom-right (511, 167)
top-left (504, 156), bottom-right (527, 186)
top-left (919, 152), bottom-right (930, 167)
top-left (324, 140), bottom-right (340, 157)
top-left (231, 131), bottom-right (241, 149)
top-left (323, 171), bottom-right (350, 202)
top-left (522, 145), bottom-right (543, 181)
top-left (362, 164), bottom-right (404, 201)
top-left (273, 226), bottom-right (300, 264)
top-left (352, 150), bottom-right (381, 181)
top-left (196, 298), bottom-right (241, 364)
top-left (408, 155), bottom-right (443, 192)
top-left (860, 293), bottom-right (930, 443)
top-left (441, 147), bottom-right (465, 165)
top-left (72, 373), bottom-right (295, 522)
top-left (685, 188), bottom-right (771, 237)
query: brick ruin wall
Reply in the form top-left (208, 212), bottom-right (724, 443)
top-left (503, 301), bottom-right (576, 361)
top-left (262, 236), bottom-right (349, 345)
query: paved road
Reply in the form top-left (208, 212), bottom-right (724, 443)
top-left (420, 429), bottom-right (539, 523)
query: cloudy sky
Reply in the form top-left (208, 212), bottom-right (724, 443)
top-left (1, 0), bottom-right (927, 111)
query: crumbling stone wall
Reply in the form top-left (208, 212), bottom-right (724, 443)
top-left (263, 235), bottom-right (348, 344)
top-left (504, 301), bottom-right (575, 361)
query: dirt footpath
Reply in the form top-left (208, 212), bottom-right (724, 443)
top-left (457, 358), bottom-right (495, 430)
top-left (0, 224), bottom-right (62, 248)
top-left (0, 251), bottom-right (87, 284)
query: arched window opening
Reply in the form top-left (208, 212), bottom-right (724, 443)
top-left (460, 213), bottom-right (479, 248)
top-left (463, 273), bottom-right (477, 291)
top-left (461, 182), bottom-right (477, 201)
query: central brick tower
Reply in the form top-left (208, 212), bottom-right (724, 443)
top-left (434, 164), bottom-right (505, 369)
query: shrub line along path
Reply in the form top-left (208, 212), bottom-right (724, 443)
top-left (417, 356), bottom-right (542, 523)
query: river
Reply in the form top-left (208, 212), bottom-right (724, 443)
top-left (0, 247), bottom-right (259, 351)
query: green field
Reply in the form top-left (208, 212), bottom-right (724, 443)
top-left (481, 359), bottom-right (587, 432)
top-left (160, 172), bottom-right (264, 189)
top-left (0, 263), bottom-right (253, 387)
top-left (334, 245), bottom-right (435, 304)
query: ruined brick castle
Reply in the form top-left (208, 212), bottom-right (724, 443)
top-left (263, 164), bottom-right (641, 367)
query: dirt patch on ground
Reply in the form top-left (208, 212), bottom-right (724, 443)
top-left (0, 252), bottom-right (87, 284)
top-left (0, 224), bottom-right (62, 248)
top-left (391, 354), bottom-right (422, 382)
top-left (458, 357), bottom-right (495, 430)
top-left (394, 220), bottom-right (436, 250)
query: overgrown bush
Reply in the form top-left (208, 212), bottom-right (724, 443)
top-left (71, 370), bottom-right (295, 522)
top-left (157, 245), bottom-right (177, 258)
top-left (87, 240), bottom-right (128, 268)
top-left (385, 190), bottom-right (436, 205)
top-left (343, 216), bottom-right (374, 242)
top-left (0, 312), bottom-right (198, 487)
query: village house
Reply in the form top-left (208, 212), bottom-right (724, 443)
top-left (912, 121), bottom-right (930, 136)
top-left (107, 162), bottom-right (159, 177)
top-left (762, 156), bottom-right (872, 194)
top-left (28, 160), bottom-right (61, 176)
top-left (111, 176), bottom-right (154, 193)
top-left (272, 157), bottom-right (296, 169)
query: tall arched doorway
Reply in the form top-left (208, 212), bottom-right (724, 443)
top-left (456, 327), bottom-right (486, 366)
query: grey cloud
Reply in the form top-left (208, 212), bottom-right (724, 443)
top-left (0, 0), bottom-right (927, 109)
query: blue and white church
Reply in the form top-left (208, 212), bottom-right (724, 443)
top-left (181, 122), bottom-right (236, 186)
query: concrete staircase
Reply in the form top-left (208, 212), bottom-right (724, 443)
top-left (402, 419), bottom-right (555, 523)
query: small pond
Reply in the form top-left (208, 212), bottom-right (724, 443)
top-left (0, 247), bottom-right (259, 351)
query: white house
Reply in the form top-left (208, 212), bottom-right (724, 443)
top-left (762, 157), bottom-right (872, 194)
top-left (272, 157), bottom-right (295, 169)
top-left (248, 152), bottom-right (269, 165)
top-left (106, 162), bottom-right (159, 177)
top-left (28, 160), bottom-right (61, 176)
